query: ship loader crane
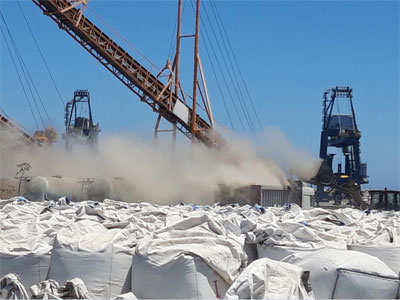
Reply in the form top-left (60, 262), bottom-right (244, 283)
top-left (63, 89), bottom-right (100, 150)
top-left (311, 87), bottom-right (368, 210)
top-left (30, 0), bottom-right (223, 148)
top-left (308, 161), bottom-right (366, 210)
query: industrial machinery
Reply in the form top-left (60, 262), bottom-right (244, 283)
top-left (62, 89), bottom-right (100, 150)
top-left (1, 110), bottom-right (56, 146)
top-left (30, 0), bottom-right (221, 148)
top-left (315, 86), bottom-right (368, 208)
top-left (32, 128), bottom-right (58, 145)
top-left (1, 111), bottom-right (37, 145)
top-left (309, 161), bottom-right (366, 209)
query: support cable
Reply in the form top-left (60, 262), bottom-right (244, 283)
top-left (201, 20), bottom-right (243, 132)
top-left (170, 0), bottom-right (230, 130)
top-left (1, 12), bottom-right (46, 128)
top-left (210, 0), bottom-right (263, 131)
top-left (171, 0), bottom-right (217, 122)
top-left (201, 28), bottom-right (234, 130)
top-left (15, 47), bottom-right (51, 127)
top-left (0, 105), bottom-right (35, 136)
top-left (16, 0), bottom-right (65, 108)
top-left (167, 0), bottom-right (188, 62)
top-left (167, 20), bottom-right (177, 62)
top-left (10, 4), bottom-right (53, 125)
top-left (0, 21), bottom-right (39, 129)
top-left (190, 0), bottom-right (245, 133)
top-left (201, 2), bottom-right (255, 135)
top-left (207, 0), bottom-right (255, 133)
top-left (85, 5), bottom-right (160, 72)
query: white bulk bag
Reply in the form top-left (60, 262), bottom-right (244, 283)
top-left (254, 222), bottom-right (346, 261)
top-left (131, 230), bottom-right (246, 299)
top-left (348, 245), bottom-right (400, 275)
top-left (132, 252), bottom-right (229, 299)
top-left (0, 221), bottom-right (52, 292)
top-left (282, 249), bottom-right (400, 299)
top-left (0, 250), bottom-right (51, 294)
top-left (47, 220), bottom-right (137, 299)
top-left (244, 242), bottom-right (258, 264)
top-left (257, 244), bottom-right (323, 261)
top-left (112, 292), bottom-right (138, 299)
top-left (0, 273), bottom-right (29, 300)
top-left (225, 258), bottom-right (314, 299)
top-left (0, 198), bottom-right (75, 295)
top-left (29, 278), bottom-right (92, 299)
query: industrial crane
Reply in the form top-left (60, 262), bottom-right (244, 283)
top-left (30, 0), bottom-right (223, 148)
top-left (63, 89), bottom-right (100, 150)
top-left (312, 86), bottom-right (368, 209)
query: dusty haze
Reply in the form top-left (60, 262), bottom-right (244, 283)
top-left (0, 126), bottom-right (320, 204)
top-left (259, 127), bottom-right (322, 182)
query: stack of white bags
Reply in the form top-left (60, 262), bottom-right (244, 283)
top-left (0, 197), bottom-right (399, 299)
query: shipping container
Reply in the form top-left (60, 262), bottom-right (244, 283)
top-left (216, 181), bottom-right (315, 208)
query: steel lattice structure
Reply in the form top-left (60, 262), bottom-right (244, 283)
top-left (32, 0), bottom-right (223, 148)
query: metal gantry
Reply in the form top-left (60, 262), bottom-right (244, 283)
top-left (31, 0), bottom-right (223, 148)
top-left (62, 89), bottom-right (100, 150)
top-left (316, 86), bottom-right (368, 204)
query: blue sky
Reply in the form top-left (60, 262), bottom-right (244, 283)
top-left (0, 0), bottom-right (399, 189)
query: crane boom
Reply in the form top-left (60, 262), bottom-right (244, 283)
top-left (31, 0), bottom-right (223, 147)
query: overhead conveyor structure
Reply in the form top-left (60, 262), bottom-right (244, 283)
top-left (31, 0), bottom-right (223, 148)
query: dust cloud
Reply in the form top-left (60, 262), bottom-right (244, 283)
top-left (0, 126), bottom-right (321, 204)
top-left (259, 127), bottom-right (322, 181)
